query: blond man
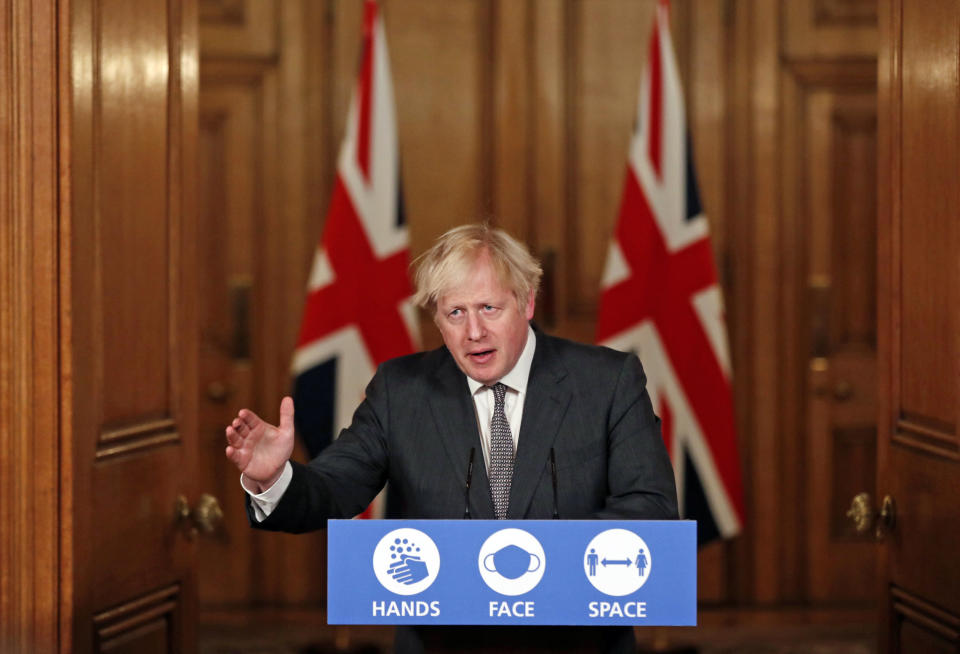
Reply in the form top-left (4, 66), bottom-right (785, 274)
top-left (226, 224), bottom-right (677, 653)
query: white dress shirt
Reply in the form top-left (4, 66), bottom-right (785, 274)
top-left (243, 325), bottom-right (537, 521)
top-left (465, 324), bottom-right (536, 470)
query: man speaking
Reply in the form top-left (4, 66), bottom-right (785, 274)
top-left (225, 223), bottom-right (678, 653)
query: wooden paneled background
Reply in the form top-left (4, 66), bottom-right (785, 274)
top-left (195, 0), bottom-right (882, 631)
top-left (16, 0), bottom-right (960, 651)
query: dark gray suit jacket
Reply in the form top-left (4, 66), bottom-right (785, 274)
top-left (250, 331), bottom-right (678, 652)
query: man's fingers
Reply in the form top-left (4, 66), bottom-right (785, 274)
top-left (225, 425), bottom-right (242, 447)
top-left (237, 408), bottom-right (260, 431)
top-left (225, 445), bottom-right (241, 465)
top-left (225, 444), bottom-right (250, 470)
top-left (233, 417), bottom-right (251, 436)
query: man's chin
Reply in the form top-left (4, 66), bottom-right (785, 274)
top-left (460, 360), bottom-right (499, 385)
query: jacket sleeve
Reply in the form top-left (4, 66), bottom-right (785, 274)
top-left (595, 354), bottom-right (679, 520)
top-left (246, 365), bottom-right (391, 533)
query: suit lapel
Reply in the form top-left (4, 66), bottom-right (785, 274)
top-left (426, 350), bottom-right (496, 519)
top-left (508, 334), bottom-right (571, 519)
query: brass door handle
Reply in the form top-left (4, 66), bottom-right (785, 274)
top-left (205, 381), bottom-right (233, 404)
top-left (846, 492), bottom-right (895, 540)
top-left (175, 493), bottom-right (224, 539)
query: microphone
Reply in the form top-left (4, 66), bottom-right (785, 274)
top-left (463, 447), bottom-right (476, 519)
top-left (550, 447), bottom-right (560, 519)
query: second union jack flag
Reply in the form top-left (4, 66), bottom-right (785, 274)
top-left (596, 0), bottom-right (744, 544)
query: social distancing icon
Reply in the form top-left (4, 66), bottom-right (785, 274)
top-left (583, 529), bottom-right (652, 596)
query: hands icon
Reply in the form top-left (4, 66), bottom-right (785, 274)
top-left (388, 554), bottom-right (429, 585)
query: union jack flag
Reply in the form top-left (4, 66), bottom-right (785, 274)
top-left (291, 0), bottom-right (419, 518)
top-left (596, 0), bottom-right (743, 544)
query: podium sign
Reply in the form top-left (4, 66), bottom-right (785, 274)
top-left (327, 519), bottom-right (695, 626)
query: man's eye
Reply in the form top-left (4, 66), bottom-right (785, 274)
top-left (483, 305), bottom-right (496, 312)
top-left (449, 309), bottom-right (462, 318)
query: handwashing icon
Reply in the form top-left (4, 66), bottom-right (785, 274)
top-left (483, 545), bottom-right (541, 579)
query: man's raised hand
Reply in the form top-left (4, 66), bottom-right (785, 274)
top-left (225, 396), bottom-right (296, 492)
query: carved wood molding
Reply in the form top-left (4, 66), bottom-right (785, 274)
top-left (97, 418), bottom-right (181, 460)
top-left (0, 1), bottom-right (63, 652)
top-left (199, 0), bottom-right (245, 26)
top-left (93, 585), bottom-right (181, 652)
top-left (783, 0), bottom-right (877, 60)
top-left (783, 58), bottom-right (878, 88)
top-left (891, 585), bottom-right (960, 646)
top-left (200, 58), bottom-right (276, 85)
top-left (199, 0), bottom-right (277, 60)
top-left (814, 0), bottom-right (878, 27)
top-left (894, 416), bottom-right (959, 461)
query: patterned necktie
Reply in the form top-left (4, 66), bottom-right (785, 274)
top-left (488, 382), bottom-right (514, 519)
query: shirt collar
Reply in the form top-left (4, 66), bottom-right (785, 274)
top-left (466, 324), bottom-right (537, 395)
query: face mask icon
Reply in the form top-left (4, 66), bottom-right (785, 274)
top-left (483, 544), bottom-right (541, 579)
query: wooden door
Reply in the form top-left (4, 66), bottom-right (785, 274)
top-left (877, 0), bottom-right (960, 651)
top-left (792, 68), bottom-right (879, 602)
top-left (67, 0), bottom-right (202, 651)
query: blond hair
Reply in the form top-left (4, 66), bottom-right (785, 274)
top-left (412, 223), bottom-right (543, 313)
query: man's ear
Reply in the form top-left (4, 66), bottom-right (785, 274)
top-left (523, 289), bottom-right (536, 320)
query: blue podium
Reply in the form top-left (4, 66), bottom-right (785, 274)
top-left (327, 519), bottom-right (696, 626)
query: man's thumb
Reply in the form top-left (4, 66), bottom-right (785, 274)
top-left (279, 396), bottom-right (295, 432)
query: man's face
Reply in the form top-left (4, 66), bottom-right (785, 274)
top-left (434, 254), bottom-right (534, 385)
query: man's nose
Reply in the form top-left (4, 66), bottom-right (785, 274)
top-left (466, 312), bottom-right (485, 340)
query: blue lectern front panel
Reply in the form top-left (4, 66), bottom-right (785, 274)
top-left (327, 519), bottom-right (695, 626)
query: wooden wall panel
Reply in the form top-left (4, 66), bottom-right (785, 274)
top-left (736, 0), bottom-right (783, 605)
top-left (530, 0), bottom-right (568, 328)
top-left (0, 1), bottom-right (62, 652)
top-left (569, 0), bottom-right (650, 334)
top-left (388, 0), bottom-right (488, 336)
top-left (491, 0), bottom-right (533, 243)
top-left (833, 106), bottom-right (877, 350)
top-left (97, 0), bottom-right (174, 429)
top-left (897, 0), bottom-right (957, 442)
top-left (724, 0), bottom-right (760, 608)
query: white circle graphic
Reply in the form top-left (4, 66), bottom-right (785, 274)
top-left (583, 528), bottom-right (652, 596)
top-left (477, 528), bottom-right (546, 596)
top-left (372, 528), bottom-right (440, 595)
